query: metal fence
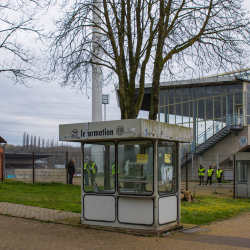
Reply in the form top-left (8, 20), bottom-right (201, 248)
top-left (3, 150), bottom-right (248, 199)
top-left (4, 151), bottom-right (82, 185)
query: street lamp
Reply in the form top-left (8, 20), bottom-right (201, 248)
top-left (102, 94), bottom-right (110, 121)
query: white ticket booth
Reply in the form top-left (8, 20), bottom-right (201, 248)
top-left (234, 152), bottom-right (250, 198)
top-left (59, 119), bottom-right (192, 233)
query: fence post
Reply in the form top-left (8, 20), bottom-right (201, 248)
top-left (186, 153), bottom-right (188, 191)
top-left (33, 152), bottom-right (35, 184)
top-left (1, 152), bottom-right (4, 182)
top-left (66, 151), bottom-right (69, 185)
top-left (191, 154), bottom-right (193, 180)
top-left (233, 154), bottom-right (236, 199)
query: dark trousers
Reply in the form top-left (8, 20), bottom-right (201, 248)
top-left (206, 176), bottom-right (212, 185)
top-left (69, 173), bottom-right (74, 185)
top-left (199, 176), bottom-right (204, 185)
top-left (84, 171), bottom-right (89, 185)
top-left (217, 177), bottom-right (222, 183)
top-left (90, 173), bottom-right (95, 185)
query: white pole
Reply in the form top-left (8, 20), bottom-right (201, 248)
top-left (217, 155), bottom-right (219, 170)
top-left (92, 0), bottom-right (103, 173)
top-left (104, 104), bottom-right (106, 121)
top-left (92, 0), bottom-right (102, 123)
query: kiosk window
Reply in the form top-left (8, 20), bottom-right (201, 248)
top-left (237, 161), bottom-right (247, 182)
top-left (158, 141), bottom-right (177, 194)
top-left (118, 140), bottom-right (153, 195)
top-left (84, 142), bottom-right (115, 193)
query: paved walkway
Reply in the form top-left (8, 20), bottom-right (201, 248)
top-left (0, 202), bottom-right (80, 222)
top-left (0, 202), bottom-right (250, 249)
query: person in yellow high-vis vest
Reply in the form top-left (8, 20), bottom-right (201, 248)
top-left (84, 159), bottom-right (90, 186)
top-left (84, 159), bottom-right (98, 186)
top-left (216, 167), bottom-right (223, 184)
top-left (205, 165), bottom-right (214, 185)
top-left (198, 165), bottom-right (205, 185)
top-left (111, 163), bottom-right (119, 187)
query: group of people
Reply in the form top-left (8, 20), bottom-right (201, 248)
top-left (67, 158), bottom-right (98, 185)
top-left (84, 158), bottom-right (98, 186)
top-left (198, 165), bottom-right (223, 185)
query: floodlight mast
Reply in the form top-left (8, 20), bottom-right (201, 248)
top-left (102, 94), bottom-right (110, 121)
top-left (92, 0), bottom-right (102, 123)
top-left (91, 0), bottom-right (103, 173)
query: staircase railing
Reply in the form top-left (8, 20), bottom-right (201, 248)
top-left (181, 114), bottom-right (243, 158)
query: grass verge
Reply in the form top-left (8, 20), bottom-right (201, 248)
top-left (181, 196), bottom-right (250, 225)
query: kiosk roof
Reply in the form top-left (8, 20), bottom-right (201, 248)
top-left (59, 119), bottom-right (192, 143)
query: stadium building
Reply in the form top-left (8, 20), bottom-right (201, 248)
top-left (132, 69), bottom-right (250, 197)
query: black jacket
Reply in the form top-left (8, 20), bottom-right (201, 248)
top-left (68, 161), bottom-right (75, 174)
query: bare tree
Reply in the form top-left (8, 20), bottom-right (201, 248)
top-left (26, 133), bottom-right (29, 148)
top-left (0, 0), bottom-right (50, 83)
top-left (22, 132), bottom-right (26, 147)
top-left (38, 136), bottom-right (41, 148)
top-left (49, 0), bottom-right (250, 120)
top-left (34, 136), bottom-right (37, 150)
top-left (30, 135), bottom-right (33, 149)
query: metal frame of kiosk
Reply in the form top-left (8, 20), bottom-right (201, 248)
top-left (59, 119), bottom-right (192, 232)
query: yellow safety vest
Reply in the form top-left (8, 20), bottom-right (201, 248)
top-left (198, 168), bottom-right (205, 176)
top-left (84, 162), bottom-right (96, 173)
top-left (111, 164), bottom-right (119, 175)
top-left (216, 170), bottom-right (223, 178)
top-left (207, 169), bottom-right (214, 177)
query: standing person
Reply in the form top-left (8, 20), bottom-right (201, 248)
top-left (205, 165), bottom-right (214, 185)
top-left (84, 159), bottom-right (90, 186)
top-left (111, 162), bottom-right (119, 188)
top-left (198, 165), bottom-right (205, 185)
top-left (68, 158), bottom-right (75, 185)
top-left (216, 167), bottom-right (223, 184)
top-left (85, 158), bottom-right (98, 186)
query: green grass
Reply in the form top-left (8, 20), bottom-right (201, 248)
top-left (0, 181), bottom-right (82, 213)
top-left (181, 196), bottom-right (250, 225)
top-left (1, 181), bottom-right (250, 225)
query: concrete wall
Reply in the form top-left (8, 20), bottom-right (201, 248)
top-left (15, 169), bottom-right (67, 184)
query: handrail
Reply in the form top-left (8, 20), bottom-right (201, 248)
top-left (181, 114), bottom-right (243, 158)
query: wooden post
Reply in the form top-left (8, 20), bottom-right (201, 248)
top-left (186, 153), bottom-right (188, 191)
top-left (33, 152), bottom-right (35, 184)
top-left (233, 154), bottom-right (236, 199)
top-left (66, 151), bottom-right (69, 185)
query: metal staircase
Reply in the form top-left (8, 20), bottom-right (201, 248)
top-left (181, 114), bottom-right (243, 166)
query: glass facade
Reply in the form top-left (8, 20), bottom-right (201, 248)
top-left (246, 83), bottom-right (250, 121)
top-left (159, 82), bottom-right (244, 144)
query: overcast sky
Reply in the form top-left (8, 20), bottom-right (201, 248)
top-left (1, 1), bottom-right (250, 146)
